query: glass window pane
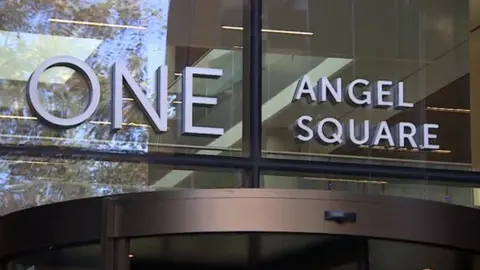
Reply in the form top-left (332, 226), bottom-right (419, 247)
top-left (261, 0), bottom-right (470, 169)
top-left (261, 171), bottom-right (478, 208)
top-left (0, 0), bottom-right (243, 156)
top-left (0, 156), bottom-right (242, 214)
top-left (369, 239), bottom-right (479, 270)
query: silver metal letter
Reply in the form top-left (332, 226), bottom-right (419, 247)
top-left (294, 115), bottom-right (314, 142)
top-left (111, 61), bottom-right (168, 133)
top-left (346, 119), bottom-right (370, 145)
top-left (318, 77), bottom-right (342, 104)
top-left (345, 79), bottom-right (371, 106)
top-left (372, 80), bottom-right (393, 108)
top-left (182, 67), bottom-right (224, 136)
top-left (292, 75), bottom-right (316, 103)
top-left (393, 82), bottom-right (414, 109)
top-left (315, 117), bottom-right (343, 145)
top-left (371, 121), bottom-right (394, 146)
top-left (419, 123), bottom-right (440, 150)
top-left (26, 56), bottom-right (101, 128)
top-left (392, 122), bottom-right (417, 148)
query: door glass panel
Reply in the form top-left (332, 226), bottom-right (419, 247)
top-left (128, 234), bottom-right (480, 269)
top-left (6, 234), bottom-right (479, 270)
top-left (369, 239), bottom-right (480, 270)
top-left (7, 244), bottom-right (101, 270)
top-left (129, 233), bottom-right (363, 270)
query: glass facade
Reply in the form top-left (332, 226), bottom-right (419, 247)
top-left (0, 0), bottom-right (479, 214)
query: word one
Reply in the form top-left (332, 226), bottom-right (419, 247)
top-left (26, 56), bottom-right (224, 137)
top-left (292, 76), bottom-right (440, 150)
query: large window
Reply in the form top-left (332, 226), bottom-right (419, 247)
top-left (1, 0), bottom-right (479, 214)
top-left (261, 0), bottom-right (470, 169)
top-left (0, 0), bottom-right (244, 156)
top-left (0, 0), bottom-right (246, 214)
top-left (0, 155), bottom-right (242, 215)
top-left (261, 171), bottom-right (475, 207)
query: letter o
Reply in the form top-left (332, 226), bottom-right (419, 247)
top-left (26, 56), bottom-right (101, 128)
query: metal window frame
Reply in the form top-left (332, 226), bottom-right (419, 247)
top-left (242, 0), bottom-right (263, 188)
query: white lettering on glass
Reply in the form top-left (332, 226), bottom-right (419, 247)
top-left (181, 67), bottom-right (224, 137)
top-left (26, 56), bottom-right (224, 137)
top-left (292, 76), bottom-right (440, 150)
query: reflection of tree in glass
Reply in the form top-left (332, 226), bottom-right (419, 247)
top-left (0, 0), bottom-right (170, 213)
top-left (0, 155), bottom-right (153, 215)
top-left (0, 0), bottom-right (168, 145)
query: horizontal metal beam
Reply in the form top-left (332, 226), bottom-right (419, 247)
top-left (259, 158), bottom-right (480, 185)
top-left (1, 145), bottom-right (480, 185)
top-left (0, 145), bottom-right (251, 170)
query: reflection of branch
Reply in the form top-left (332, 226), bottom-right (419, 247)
top-left (0, 0), bottom-right (168, 213)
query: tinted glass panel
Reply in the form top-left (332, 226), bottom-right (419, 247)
top-left (0, 155), bottom-right (242, 214)
top-left (261, 0), bottom-right (470, 169)
top-left (127, 233), bottom-right (480, 270)
top-left (261, 171), bottom-right (479, 207)
top-left (7, 244), bottom-right (101, 270)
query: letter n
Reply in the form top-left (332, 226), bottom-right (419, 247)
top-left (110, 61), bottom-right (168, 133)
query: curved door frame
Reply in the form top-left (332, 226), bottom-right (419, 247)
top-left (1, 189), bottom-right (480, 260)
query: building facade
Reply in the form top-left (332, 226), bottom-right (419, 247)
top-left (1, 0), bottom-right (480, 269)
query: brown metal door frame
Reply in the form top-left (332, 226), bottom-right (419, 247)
top-left (1, 189), bottom-right (480, 263)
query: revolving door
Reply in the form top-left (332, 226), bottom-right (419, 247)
top-left (2, 189), bottom-right (480, 270)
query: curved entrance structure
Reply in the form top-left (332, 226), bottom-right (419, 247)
top-left (1, 189), bottom-right (480, 269)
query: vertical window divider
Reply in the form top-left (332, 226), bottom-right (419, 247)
top-left (242, 0), bottom-right (263, 188)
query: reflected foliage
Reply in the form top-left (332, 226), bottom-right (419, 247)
top-left (0, 156), bottom-right (151, 215)
top-left (0, 0), bottom-right (169, 214)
